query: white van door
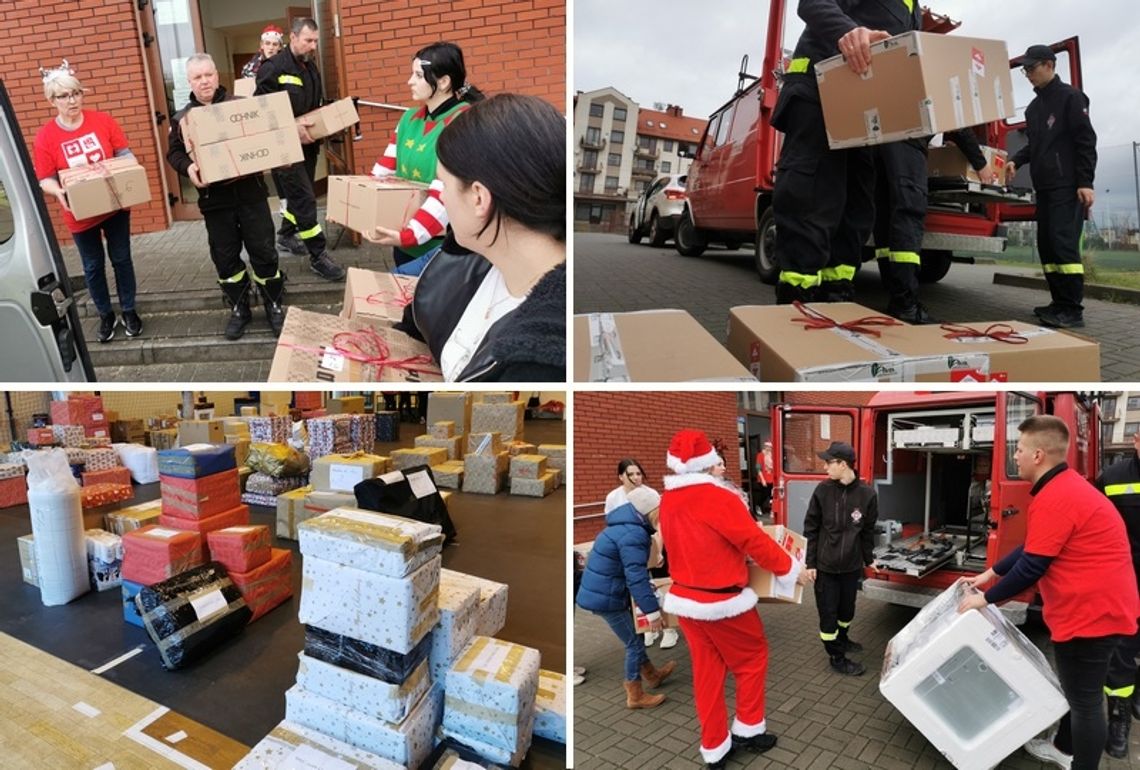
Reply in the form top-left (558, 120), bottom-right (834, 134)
top-left (0, 80), bottom-right (94, 382)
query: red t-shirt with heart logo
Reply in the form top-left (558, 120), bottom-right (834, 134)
top-left (33, 109), bottom-right (129, 233)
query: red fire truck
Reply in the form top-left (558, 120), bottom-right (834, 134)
top-left (769, 391), bottom-right (1100, 621)
top-left (677, 1), bottom-right (1082, 286)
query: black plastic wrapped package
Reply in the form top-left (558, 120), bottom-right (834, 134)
top-left (303, 624), bottom-right (432, 684)
top-left (353, 464), bottom-right (458, 543)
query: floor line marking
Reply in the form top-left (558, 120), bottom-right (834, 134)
top-left (91, 645), bottom-right (144, 674)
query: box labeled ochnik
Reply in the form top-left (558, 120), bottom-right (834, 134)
top-left (815, 32), bottom-right (1014, 149)
top-left (182, 91), bottom-right (295, 147)
top-left (191, 127), bottom-right (304, 185)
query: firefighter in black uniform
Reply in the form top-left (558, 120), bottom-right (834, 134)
top-left (1095, 431), bottom-right (1140, 759)
top-left (255, 17), bottom-right (346, 281)
top-left (167, 53), bottom-right (287, 340)
top-left (1008, 44), bottom-right (1097, 329)
top-left (801, 441), bottom-right (878, 676)
top-left (873, 128), bottom-right (993, 324)
top-left (771, 0), bottom-right (906, 304)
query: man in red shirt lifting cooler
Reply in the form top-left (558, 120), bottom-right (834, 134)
top-left (959, 415), bottom-right (1139, 770)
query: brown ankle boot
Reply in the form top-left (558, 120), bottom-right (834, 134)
top-left (624, 680), bottom-right (666, 709)
top-left (640, 659), bottom-right (677, 689)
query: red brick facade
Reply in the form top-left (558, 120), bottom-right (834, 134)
top-left (574, 391), bottom-right (740, 543)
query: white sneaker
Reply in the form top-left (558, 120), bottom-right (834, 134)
top-left (1023, 737), bottom-right (1072, 770)
top-left (573, 666), bottom-right (586, 676)
top-left (644, 631), bottom-right (660, 646)
top-left (659, 628), bottom-right (680, 649)
top-left (573, 673), bottom-right (585, 686)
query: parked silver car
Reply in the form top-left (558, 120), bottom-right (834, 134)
top-left (628, 173), bottom-right (686, 247)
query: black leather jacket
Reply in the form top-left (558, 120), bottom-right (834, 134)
top-left (396, 248), bottom-right (566, 382)
top-left (804, 476), bottom-right (879, 573)
top-left (1009, 75), bottom-right (1097, 191)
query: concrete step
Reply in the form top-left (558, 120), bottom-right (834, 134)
top-left (73, 275), bottom-right (349, 317)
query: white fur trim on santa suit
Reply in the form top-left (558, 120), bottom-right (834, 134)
top-left (666, 446), bottom-right (721, 474)
top-left (732, 717), bottom-right (767, 738)
top-left (664, 587), bottom-right (759, 620)
top-left (663, 472), bottom-right (739, 492)
top-left (700, 733), bottom-right (733, 764)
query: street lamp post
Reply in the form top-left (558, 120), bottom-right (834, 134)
top-left (1133, 141), bottom-right (1140, 243)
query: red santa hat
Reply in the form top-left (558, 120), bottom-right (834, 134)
top-left (261, 25), bottom-right (284, 43)
top-left (666, 429), bottom-right (722, 474)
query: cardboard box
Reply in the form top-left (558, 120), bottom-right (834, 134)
top-left (428, 393), bottom-right (473, 435)
top-left (927, 144), bottom-right (1008, 185)
top-left (276, 486), bottom-right (311, 540)
top-left (390, 446), bottom-right (448, 471)
top-left (433, 460), bottom-right (465, 490)
top-left (510, 470), bottom-right (558, 498)
top-left (462, 451), bottom-right (509, 495)
top-left (229, 547), bottom-right (293, 622)
top-left (268, 306), bottom-right (442, 383)
top-left (191, 126), bottom-right (304, 185)
top-left (440, 568), bottom-right (508, 637)
top-left (160, 467), bottom-right (242, 519)
top-left (232, 77), bottom-right (255, 97)
top-left (182, 90), bottom-right (295, 148)
top-left (59, 158), bottom-right (152, 220)
top-left (726, 303), bottom-right (1100, 382)
top-left (471, 401), bottom-right (525, 443)
top-left (749, 525), bottom-right (807, 604)
top-left (510, 454), bottom-right (547, 480)
top-left (311, 452), bottom-right (389, 493)
top-left (301, 97), bottom-right (360, 139)
top-left (159, 504), bottom-right (251, 535)
top-left (414, 434), bottom-right (464, 461)
top-left (575, 310), bottom-right (757, 382)
top-left (104, 499), bottom-right (162, 535)
top-left (327, 395), bottom-right (365, 414)
top-left (177, 419), bottom-right (225, 446)
top-left (120, 525), bottom-right (204, 585)
top-left (430, 421), bottom-right (455, 439)
top-left (631, 577), bottom-right (677, 632)
top-left (466, 431), bottom-right (502, 456)
top-left (816, 32), bottom-right (1014, 149)
top-left (326, 175), bottom-right (430, 235)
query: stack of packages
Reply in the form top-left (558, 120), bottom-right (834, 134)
top-left (248, 415), bottom-right (291, 444)
top-left (146, 416), bottom-right (179, 450)
top-left (26, 426), bottom-right (58, 447)
top-left (222, 417), bottom-right (252, 469)
top-left (508, 453), bottom-right (558, 499)
top-left (157, 444), bottom-right (250, 546)
top-left (244, 442), bottom-right (310, 508)
top-left (84, 528), bottom-right (123, 592)
top-left (0, 463), bottom-right (26, 509)
top-left (51, 394), bottom-right (110, 442)
top-left (463, 432), bottom-right (508, 495)
top-left (308, 414), bottom-right (358, 460)
top-left (284, 509), bottom-right (445, 768)
top-left (52, 423), bottom-right (84, 449)
top-left (81, 446), bottom-right (131, 488)
top-left (120, 524), bottom-right (205, 628)
top-left (539, 445), bottom-right (566, 477)
top-left (104, 499), bottom-right (162, 535)
top-left (180, 91), bottom-right (302, 184)
top-left (301, 452), bottom-right (390, 529)
top-left (375, 410), bottom-right (400, 442)
top-left (207, 524), bottom-right (292, 622)
top-left (415, 421), bottom-right (465, 460)
top-left (109, 415), bottom-right (146, 444)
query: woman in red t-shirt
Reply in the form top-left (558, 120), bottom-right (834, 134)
top-left (34, 64), bottom-right (142, 343)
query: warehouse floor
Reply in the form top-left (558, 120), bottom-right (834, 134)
top-left (0, 416), bottom-right (567, 768)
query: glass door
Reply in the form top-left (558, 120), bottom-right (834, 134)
top-left (311, 0), bottom-right (355, 189)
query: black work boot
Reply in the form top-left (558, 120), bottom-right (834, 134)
top-left (310, 251), bottom-right (346, 281)
top-left (219, 276), bottom-right (253, 341)
top-left (256, 272), bottom-right (288, 336)
top-left (888, 301), bottom-right (938, 325)
top-left (1107, 695), bottom-right (1131, 759)
top-left (775, 281), bottom-right (817, 305)
top-left (1033, 303), bottom-right (1056, 318)
top-left (838, 628), bottom-right (863, 653)
top-left (97, 312), bottom-right (117, 343)
top-left (732, 732), bottom-right (778, 753)
top-left (1036, 306), bottom-right (1084, 329)
top-left (829, 655), bottom-right (865, 676)
top-left (818, 279), bottom-right (855, 303)
top-left (276, 232), bottom-right (308, 256)
top-left (1133, 692), bottom-right (1140, 722)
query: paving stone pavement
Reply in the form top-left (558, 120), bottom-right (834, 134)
top-left (574, 592), bottom-right (1140, 769)
top-left (573, 232), bottom-right (1140, 381)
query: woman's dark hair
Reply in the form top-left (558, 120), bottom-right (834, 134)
top-left (414, 42), bottom-right (485, 103)
top-left (617, 458), bottom-right (646, 480)
top-left (437, 93), bottom-right (566, 243)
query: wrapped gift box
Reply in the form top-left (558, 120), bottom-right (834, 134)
top-left (440, 569), bottom-right (509, 638)
top-left (432, 461), bottom-right (465, 490)
top-left (351, 413), bottom-right (376, 453)
top-left (229, 547), bottom-right (293, 622)
top-left (539, 445), bottom-right (565, 473)
top-left (430, 421), bottom-right (456, 439)
top-left (82, 466), bottom-right (131, 488)
top-left (241, 491), bottom-right (279, 508)
top-left (104, 500), bottom-right (161, 534)
top-left (136, 562), bottom-right (253, 670)
top-left (110, 419), bottom-right (146, 444)
top-left (285, 683), bottom-right (441, 770)
top-left (428, 572), bottom-right (480, 683)
top-left (428, 393), bottom-right (474, 435)
top-left (247, 443), bottom-right (310, 479)
top-left (298, 508), bottom-right (443, 578)
top-left (81, 482), bottom-right (133, 508)
top-left (505, 441), bottom-right (537, 457)
top-left (207, 525), bottom-right (272, 573)
top-left (85, 528), bottom-right (123, 591)
top-left (52, 424), bottom-right (86, 447)
top-left (466, 432), bottom-right (503, 457)
top-left (312, 452), bottom-right (389, 493)
top-left (422, 737), bottom-right (510, 769)
top-left (509, 471), bottom-right (558, 498)
top-left (18, 534), bottom-right (38, 586)
top-left (83, 446), bottom-right (119, 472)
top-left (158, 444), bottom-right (236, 478)
top-left (414, 435), bottom-right (465, 461)
top-left (121, 525), bottom-right (205, 585)
top-left (308, 414), bottom-right (356, 460)
top-left (113, 442), bottom-right (159, 484)
top-left (509, 454), bottom-right (547, 480)
top-left (50, 395), bottom-right (104, 426)
top-left (63, 447), bottom-right (87, 466)
top-left (471, 402), bottom-right (525, 443)
top-left (276, 486), bottom-right (312, 539)
top-left (248, 415), bottom-right (291, 444)
top-left (304, 625), bottom-right (433, 685)
top-left (880, 581), bottom-right (1069, 770)
top-left (442, 637), bottom-right (540, 764)
top-left (390, 447), bottom-right (448, 471)
top-left (296, 652), bottom-right (431, 725)
top-left (160, 468), bottom-right (241, 520)
top-left (121, 578), bottom-right (145, 627)
top-left (375, 411), bottom-right (400, 442)
top-left (148, 429), bottom-right (178, 450)
top-left (0, 475), bottom-right (27, 509)
top-left (246, 471), bottom-right (308, 497)
top-left (160, 504), bottom-right (250, 537)
top-left (27, 427), bottom-right (56, 446)
top-left (299, 491), bottom-right (356, 529)
top-left (299, 555), bottom-right (441, 654)
top-left (234, 719), bottom-right (404, 770)
top-left (533, 670), bottom-right (566, 744)
top-left (479, 392), bottom-right (514, 405)
top-left (463, 452), bottom-right (509, 495)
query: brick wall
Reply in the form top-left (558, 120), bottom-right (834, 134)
top-left (340, 0), bottom-right (566, 177)
top-left (574, 392), bottom-right (739, 544)
top-left (0, 1), bottom-right (169, 243)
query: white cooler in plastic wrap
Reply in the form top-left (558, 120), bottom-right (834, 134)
top-left (113, 442), bottom-right (159, 484)
top-left (880, 581), bottom-right (1068, 770)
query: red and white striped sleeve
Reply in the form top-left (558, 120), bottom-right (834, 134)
top-left (370, 130), bottom-right (398, 177)
top-left (399, 178), bottom-right (448, 247)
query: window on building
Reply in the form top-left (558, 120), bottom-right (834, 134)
top-left (607, 152), bottom-right (621, 166)
top-left (613, 107), bottom-right (627, 121)
top-left (1102, 397), bottom-right (1117, 418)
top-left (589, 103), bottom-right (604, 118)
top-left (661, 161), bottom-right (671, 173)
top-left (574, 202), bottom-right (593, 221)
top-left (611, 130), bottom-right (624, 144)
top-left (664, 140), bottom-right (674, 152)
top-left (585, 127), bottom-right (601, 144)
top-left (1128, 396), bottom-right (1140, 410)
top-left (604, 176), bottom-right (619, 191)
top-left (0, 180), bottom-right (13, 245)
top-left (635, 158), bottom-right (655, 171)
top-left (1126, 422), bottom-right (1140, 437)
top-left (634, 180), bottom-right (647, 194)
top-left (581, 149), bottom-right (598, 168)
top-left (579, 173), bottom-right (596, 193)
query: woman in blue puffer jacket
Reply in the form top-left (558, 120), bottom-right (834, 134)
top-left (576, 486), bottom-right (678, 708)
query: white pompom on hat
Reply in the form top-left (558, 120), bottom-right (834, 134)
top-left (666, 429), bottom-right (721, 474)
top-left (626, 486), bottom-right (661, 516)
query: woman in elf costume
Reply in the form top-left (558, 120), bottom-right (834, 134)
top-left (367, 42), bottom-right (484, 275)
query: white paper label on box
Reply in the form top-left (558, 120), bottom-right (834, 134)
top-left (319, 349), bottom-right (346, 373)
top-left (328, 463), bottom-right (365, 492)
top-left (406, 469), bottom-right (437, 499)
top-left (379, 469), bottom-right (405, 484)
top-left (950, 76), bottom-right (965, 129)
top-left (994, 76), bottom-right (1006, 118)
top-left (969, 69), bottom-right (983, 125)
top-left (147, 528), bottom-right (182, 539)
top-left (470, 640), bottom-right (511, 677)
top-left (863, 108), bottom-right (881, 140)
top-left (182, 443), bottom-right (214, 451)
top-left (587, 313), bottom-right (631, 382)
top-left (93, 412), bottom-right (104, 421)
top-left (189, 588), bottom-right (228, 622)
top-left (281, 744), bottom-right (355, 770)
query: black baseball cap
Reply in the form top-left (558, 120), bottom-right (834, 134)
top-left (1020, 45), bottom-right (1056, 66)
top-left (818, 441), bottom-right (856, 466)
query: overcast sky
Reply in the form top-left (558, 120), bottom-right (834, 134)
top-left (575, 0), bottom-right (1140, 223)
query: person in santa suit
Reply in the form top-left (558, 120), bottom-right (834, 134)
top-left (659, 429), bottom-right (806, 769)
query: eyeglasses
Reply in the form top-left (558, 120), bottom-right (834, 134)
top-left (1021, 62), bottom-right (1043, 74)
top-left (53, 91), bottom-right (83, 102)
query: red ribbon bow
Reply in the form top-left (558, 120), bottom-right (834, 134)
top-left (361, 278), bottom-right (414, 313)
top-left (940, 323), bottom-right (1028, 345)
top-left (790, 301), bottom-right (903, 338)
top-left (329, 327), bottom-right (438, 378)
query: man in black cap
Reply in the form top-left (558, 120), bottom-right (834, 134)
top-left (801, 441), bottom-right (879, 675)
top-left (1008, 44), bottom-right (1097, 329)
